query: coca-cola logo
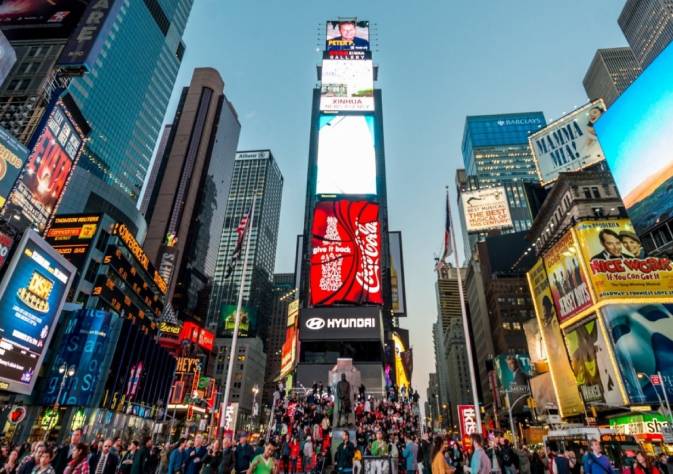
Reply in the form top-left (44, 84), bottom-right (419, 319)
top-left (355, 220), bottom-right (380, 294)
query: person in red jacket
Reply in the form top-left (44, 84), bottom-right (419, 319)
top-left (288, 436), bottom-right (300, 474)
top-left (628, 452), bottom-right (661, 474)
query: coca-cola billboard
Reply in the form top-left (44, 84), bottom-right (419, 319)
top-left (310, 200), bottom-right (382, 306)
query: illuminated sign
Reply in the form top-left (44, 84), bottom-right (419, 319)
top-left (299, 307), bottom-right (382, 341)
top-left (389, 231), bottom-right (407, 316)
top-left (310, 200), bottom-right (382, 306)
top-left (1, 98), bottom-right (88, 233)
top-left (0, 126), bottom-right (27, 208)
top-left (575, 219), bottom-right (673, 300)
top-left (320, 60), bottom-right (374, 112)
top-left (0, 231), bottom-right (13, 270)
top-left (179, 322), bottom-right (214, 352)
top-left (0, 0), bottom-right (89, 40)
top-left (0, 229), bottom-right (75, 395)
top-left (595, 41), bottom-right (673, 236)
top-left (175, 357), bottom-right (201, 374)
top-left (325, 20), bottom-right (369, 59)
top-left (530, 100), bottom-right (606, 185)
top-left (45, 213), bottom-right (101, 270)
top-left (111, 223), bottom-right (167, 295)
top-left (316, 115), bottom-right (377, 195)
top-left (458, 405), bottom-right (478, 445)
top-left (158, 322), bottom-right (181, 335)
top-left (461, 187), bottom-right (513, 232)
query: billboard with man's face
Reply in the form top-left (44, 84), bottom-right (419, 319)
top-left (530, 100), bottom-right (606, 185)
top-left (575, 219), bottom-right (673, 300)
top-left (595, 41), bottom-right (673, 236)
top-left (325, 20), bottom-right (369, 59)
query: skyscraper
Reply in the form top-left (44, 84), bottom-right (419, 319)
top-left (264, 273), bottom-right (295, 403)
top-left (459, 112), bottom-right (546, 256)
top-left (140, 124), bottom-right (172, 217)
top-left (583, 48), bottom-right (642, 107)
top-left (144, 68), bottom-right (241, 325)
top-left (208, 150), bottom-right (284, 341)
top-left (65, 0), bottom-right (193, 203)
top-left (619, 0), bottom-right (673, 68)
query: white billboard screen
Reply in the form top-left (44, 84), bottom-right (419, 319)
top-left (461, 187), bottom-right (513, 232)
top-left (530, 100), bottom-right (606, 185)
top-left (320, 59), bottom-right (374, 111)
top-left (316, 115), bottom-right (376, 195)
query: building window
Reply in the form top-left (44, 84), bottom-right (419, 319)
top-left (583, 187), bottom-right (592, 199)
top-left (591, 187), bottom-right (600, 199)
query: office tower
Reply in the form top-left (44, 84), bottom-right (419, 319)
top-left (140, 124), bottom-right (172, 216)
top-left (459, 112), bottom-right (546, 256)
top-left (66, 0), bottom-right (193, 203)
top-left (143, 68), bottom-right (241, 325)
top-left (583, 48), bottom-right (642, 107)
top-left (619, 0), bottom-right (673, 68)
top-left (208, 150), bottom-right (284, 341)
top-left (264, 273), bottom-right (296, 403)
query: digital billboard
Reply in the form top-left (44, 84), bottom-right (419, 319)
top-left (0, 229), bottom-right (75, 394)
top-left (530, 100), bottom-right (606, 185)
top-left (563, 316), bottom-right (624, 406)
top-left (179, 321), bottom-right (214, 352)
top-left (310, 200), bottom-right (382, 306)
top-left (460, 187), bottom-right (513, 232)
top-left (299, 307), bottom-right (382, 341)
top-left (1, 97), bottom-right (87, 233)
top-left (543, 230), bottom-right (593, 322)
top-left (389, 231), bottom-right (407, 316)
top-left (0, 31), bottom-right (16, 89)
top-left (595, 41), bottom-right (673, 236)
top-left (527, 260), bottom-right (585, 417)
top-left (45, 214), bottom-right (101, 270)
top-left (325, 20), bottom-right (369, 59)
top-left (280, 300), bottom-right (299, 379)
top-left (601, 303), bottom-right (673, 405)
top-left (41, 309), bottom-right (119, 406)
top-left (0, 126), bottom-right (28, 208)
top-left (0, 0), bottom-right (88, 40)
top-left (220, 304), bottom-right (255, 337)
top-left (320, 59), bottom-right (374, 112)
top-left (575, 219), bottom-right (673, 300)
top-left (316, 115), bottom-right (376, 195)
top-left (494, 353), bottom-right (533, 395)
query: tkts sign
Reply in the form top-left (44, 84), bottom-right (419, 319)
top-left (458, 404), bottom-right (478, 446)
top-left (310, 200), bottom-right (383, 306)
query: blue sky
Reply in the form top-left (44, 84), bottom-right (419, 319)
top-left (162, 0), bottom-right (628, 400)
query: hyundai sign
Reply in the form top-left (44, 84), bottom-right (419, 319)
top-left (300, 307), bottom-right (382, 341)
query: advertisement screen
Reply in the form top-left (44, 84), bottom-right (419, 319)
top-left (220, 304), bottom-right (255, 337)
top-left (389, 231), bottom-right (407, 316)
top-left (41, 309), bottom-right (119, 406)
top-left (527, 260), bottom-right (584, 417)
top-left (595, 41), bottom-right (673, 236)
top-left (299, 307), bottom-right (382, 341)
top-left (0, 0), bottom-right (88, 40)
top-left (45, 214), bottom-right (100, 270)
top-left (530, 100), bottom-right (606, 185)
top-left (575, 219), bottom-right (673, 300)
top-left (310, 200), bottom-right (382, 306)
top-left (601, 303), bottom-right (673, 405)
top-left (564, 316), bottom-right (624, 406)
top-left (0, 31), bottom-right (16, 96)
top-left (0, 229), bottom-right (75, 394)
top-left (494, 354), bottom-right (533, 408)
top-left (461, 187), bottom-right (513, 232)
top-left (543, 230), bottom-right (593, 322)
top-left (179, 321), bottom-right (214, 352)
top-left (316, 115), bottom-right (376, 195)
top-left (457, 405), bottom-right (478, 445)
top-left (325, 20), bottom-right (369, 59)
top-left (320, 60), bottom-right (374, 112)
top-left (280, 325), bottom-right (298, 379)
top-left (1, 100), bottom-right (86, 233)
top-left (0, 126), bottom-right (27, 208)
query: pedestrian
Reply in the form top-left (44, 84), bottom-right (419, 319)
top-left (530, 450), bottom-right (545, 474)
top-left (53, 430), bottom-right (83, 474)
top-left (402, 435), bottom-right (418, 474)
top-left (334, 431), bottom-right (355, 474)
top-left (499, 440), bottom-right (519, 474)
top-left (63, 444), bottom-right (89, 474)
top-left (1, 450), bottom-right (20, 474)
top-left (30, 450), bottom-right (56, 474)
top-left (582, 440), bottom-right (611, 474)
top-left (370, 432), bottom-right (388, 457)
top-left (235, 434), bottom-right (255, 474)
top-left (518, 448), bottom-right (531, 474)
top-left (118, 442), bottom-right (137, 474)
top-left (631, 452), bottom-right (662, 474)
top-left (287, 435), bottom-right (299, 474)
top-left (656, 454), bottom-right (670, 474)
top-left (130, 437), bottom-right (152, 474)
top-left (566, 451), bottom-right (579, 474)
top-left (88, 439), bottom-right (118, 474)
top-left (184, 435), bottom-right (207, 474)
top-left (18, 443), bottom-right (45, 474)
top-left (554, 450), bottom-right (570, 474)
top-left (246, 444), bottom-right (275, 474)
top-left (167, 439), bottom-right (186, 474)
top-left (202, 440), bottom-right (222, 474)
top-left (430, 437), bottom-right (452, 474)
top-left (470, 434), bottom-right (491, 474)
top-left (219, 437), bottom-right (235, 474)
top-left (419, 434), bottom-right (431, 474)
top-left (301, 437), bottom-right (313, 474)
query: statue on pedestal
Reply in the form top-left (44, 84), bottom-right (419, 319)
top-left (336, 373), bottom-right (351, 426)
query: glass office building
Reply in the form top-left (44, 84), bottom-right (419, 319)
top-left (66, 0), bottom-right (193, 203)
top-left (460, 112), bottom-right (546, 255)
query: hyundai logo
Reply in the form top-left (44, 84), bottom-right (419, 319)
top-left (305, 318), bottom-right (325, 330)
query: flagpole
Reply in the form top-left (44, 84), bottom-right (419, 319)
top-left (220, 192), bottom-right (257, 431)
top-left (445, 186), bottom-right (483, 434)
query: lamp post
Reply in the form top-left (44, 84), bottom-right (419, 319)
top-left (44, 363), bottom-right (76, 440)
top-left (638, 372), bottom-right (673, 426)
top-left (507, 392), bottom-right (529, 448)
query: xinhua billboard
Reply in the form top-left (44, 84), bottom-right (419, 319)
top-left (320, 60), bottom-right (374, 112)
top-left (0, 229), bottom-right (75, 394)
top-left (595, 41), bottom-right (673, 236)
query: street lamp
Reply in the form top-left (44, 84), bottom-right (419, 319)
top-left (56, 363), bottom-right (76, 407)
top-left (507, 392), bottom-right (529, 448)
top-left (637, 372), bottom-right (673, 426)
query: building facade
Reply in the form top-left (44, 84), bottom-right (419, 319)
top-left (264, 273), bottom-right (296, 403)
top-left (619, 0), bottom-right (673, 68)
top-left (208, 150), bottom-right (284, 342)
top-left (140, 124), bottom-right (172, 217)
top-left (66, 0), bottom-right (193, 203)
top-left (583, 48), bottom-right (642, 107)
top-left (143, 68), bottom-right (241, 325)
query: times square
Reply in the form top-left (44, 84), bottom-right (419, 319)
top-left (0, 2), bottom-right (670, 474)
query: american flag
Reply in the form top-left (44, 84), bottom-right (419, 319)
top-left (225, 211), bottom-right (250, 278)
top-left (436, 190), bottom-right (453, 270)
